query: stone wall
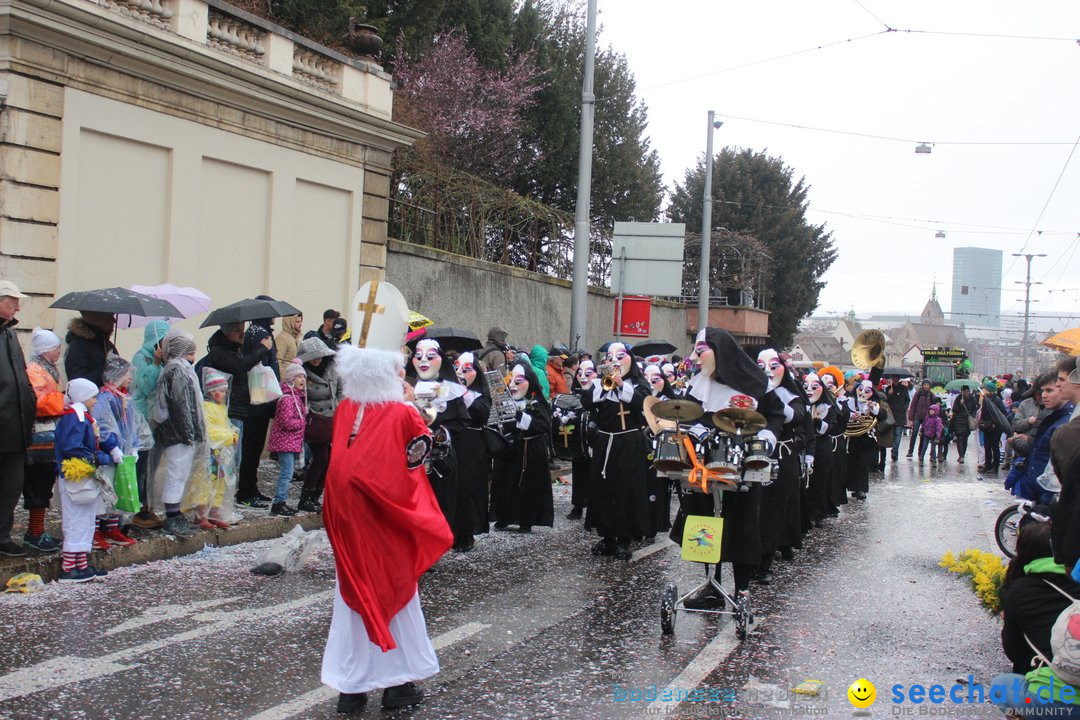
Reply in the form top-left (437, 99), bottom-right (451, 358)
top-left (385, 239), bottom-right (693, 356)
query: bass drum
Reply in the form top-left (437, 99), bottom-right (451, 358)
top-left (551, 393), bottom-right (589, 461)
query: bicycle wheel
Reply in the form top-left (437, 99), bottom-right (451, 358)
top-left (995, 504), bottom-right (1021, 559)
top-left (660, 582), bottom-right (678, 635)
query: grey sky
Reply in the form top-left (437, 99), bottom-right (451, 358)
top-left (600, 0), bottom-right (1080, 322)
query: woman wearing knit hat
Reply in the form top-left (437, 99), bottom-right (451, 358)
top-left (22, 328), bottom-right (65, 552)
top-left (149, 328), bottom-right (206, 539)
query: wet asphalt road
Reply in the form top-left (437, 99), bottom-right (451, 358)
top-left (0, 448), bottom-right (1015, 720)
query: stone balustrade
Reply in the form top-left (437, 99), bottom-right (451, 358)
top-left (74, 0), bottom-right (393, 118)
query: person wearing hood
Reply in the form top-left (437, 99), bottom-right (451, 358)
top-left (490, 361), bottom-right (554, 534)
top-left (580, 341), bottom-right (652, 561)
top-left (845, 380), bottom-right (888, 499)
top-left (131, 319), bottom-right (170, 527)
top-left (236, 300), bottom-right (281, 507)
top-left (451, 352), bottom-right (494, 549)
top-left (298, 336), bottom-right (344, 513)
top-left (803, 372), bottom-right (842, 528)
top-left (918, 403), bottom-right (944, 465)
top-left (275, 313), bottom-right (304, 376)
top-left (21, 328), bottom-right (65, 552)
top-left (671, 328), bottom-right (786, 609)
top-left (64, 311), bottom-right (117, 387)
top-left (0, 281), bottom-right (36, 558)
top-left (479, 327), bottom-right (509, 373)
top-left (92, 357), bottom-right (145, 548)
top-left (529, 345), bottom-right (551, 399)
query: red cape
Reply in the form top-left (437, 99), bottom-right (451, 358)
top-left (323, 399), bottom-right (452, 652)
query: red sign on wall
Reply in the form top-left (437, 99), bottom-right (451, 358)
top-left (614, 295), bottom-right (651, 338)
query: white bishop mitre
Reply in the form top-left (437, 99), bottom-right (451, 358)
top-left (349, 280), bottom-right (411, 352)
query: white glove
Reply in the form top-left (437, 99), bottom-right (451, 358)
top-left (109, 447), bottom-right (124, 465)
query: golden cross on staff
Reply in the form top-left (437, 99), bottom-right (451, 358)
top-left (558, 425), bottom-right (573, 447)
top-left (357, 281), bottom-right (385, 348)
top-left (616, 403), bottom-right (630, 431)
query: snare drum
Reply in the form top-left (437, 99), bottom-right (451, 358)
top-left (653, 429), bottom-right (692, 472)
top-left (706, 433), bottom-right (737, 475)
top-left (551, 394), bottom-right (588, 461)
top-left (743, 437), bottom-right (771, 469)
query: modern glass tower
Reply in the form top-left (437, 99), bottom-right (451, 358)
top-left (951, 247), bottom-right (1002, 327)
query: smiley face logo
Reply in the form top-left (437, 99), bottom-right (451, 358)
top-left (847, 678), bottom-right (876, 708)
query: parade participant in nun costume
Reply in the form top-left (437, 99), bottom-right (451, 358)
top-left (846, 379), bottom-right (887, 500)
top-left (803, 372), bottom-right (842, 527)
top-left (643, 364), bottom-right (675, 537)
top-left (754, 349), bottom-right (810, 584)
top-left (580, 342), bottom-right (651, 561)
top-left (452, 352), bottom-right (493, 548)
top-left (820, 367), bottom-right (850, 515)
top-left (566, 359), bottom-right (597, 522)
top-left (490, 362), bottom-right (554, 533)
top-left (670, 328), bottom-right (785, 609)
top-left (321, 345), bottom-right (452, 713)
top-left (407, 338), bottom-right (467, 537)
top-left (661, 363), bottom-right (683, 397)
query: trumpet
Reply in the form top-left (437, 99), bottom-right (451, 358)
top-left (598, 363), bottom-right (620, 391)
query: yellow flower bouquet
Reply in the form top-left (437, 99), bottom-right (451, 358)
top-left (60, 457), bottom-right (95, 483)
top-left (939, 549), bottom-right (1008, 614)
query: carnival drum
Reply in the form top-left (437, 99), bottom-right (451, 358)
top-left (743, 437), bottom-right (771, 470)
top-left (551, 394), bottom-right (589, 461)
top-left (653, 429), bottom-right (692, 473)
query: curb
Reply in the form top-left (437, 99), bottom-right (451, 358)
top-left (0, 512), bottom-right (324, 586)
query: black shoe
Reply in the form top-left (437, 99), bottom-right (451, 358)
top-left (0, 540), bottom-right (28, 557)
top-left (779, 546), bottom-right (794, 561)
top-left (854, 491), bottom-right (867, 500)
top-left (270, 502), bottom-right (298, 517)
top-left (905, 452), bottom-right (913, 458)
top-left (382, 682), bottom-right (423, 709)
top-left (236, 495), bottom-right (268, 509)
top-left (591, 538), bottom-right (616, 556)
top-left (297, 497), bottom-right (322, 513)
top-left (255, 492), bottom-right (272, 502)
top-left (336, 692), bottom-right (367, 714)
top-left (493, 521), bottom-right (509, 530)
top-left (683, 581), bottom-right (725, 610)
top-left (754, 571), bottom-right (773, 585)
top-left (614, 542), bottom-right (632, 561)
top-left (566, 507), bottom-right (583, 520)
top-left (291, 471), bottom-right (306, 484)
top-left (453, 537), bottom-right (475, 552)
top-left (516, 525), bottom-right (532, 534)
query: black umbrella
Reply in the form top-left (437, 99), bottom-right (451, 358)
top-left (199, 298), bottom-right (301, 328)
top-left (406, 326), bottom-right (482, 354)
top-left (51, 287), bottom-right (182, 317)
top-left (633, 339), bottom-right (678, 358)
top-left (881, 367), bottom-right (913, 379)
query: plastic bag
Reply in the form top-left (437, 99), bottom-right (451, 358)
top-left (248, 365), bottom-right (283, 405)
top-left (113, 455), bottom-right (141, 513)
top-left (252, 525), bottom-right (326, 575)
top-left (5, 573), bottom-right (44, 593)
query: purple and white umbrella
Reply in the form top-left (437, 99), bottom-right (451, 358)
top-left (115, 283), bottom-right (212, 329)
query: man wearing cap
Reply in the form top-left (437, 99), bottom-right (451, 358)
top-left (546, 344), bottom-right (571, 400)
top-left (0, 281), bottom-right (36, 556)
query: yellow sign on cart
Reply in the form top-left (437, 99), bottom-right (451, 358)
top-left (680, 515), bottom-right (724, 563)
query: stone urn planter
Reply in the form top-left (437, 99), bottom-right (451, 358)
top-left (345, 18), bottom-right (383, 62)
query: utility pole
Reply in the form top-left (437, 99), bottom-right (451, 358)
top-left (1012, 252), bottom-right (1046, 377)
top-left (698, 111), bottom-right (722, 332)
top-left (568, 0), bottom-right (597, 352)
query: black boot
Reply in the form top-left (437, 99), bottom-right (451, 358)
top-left (591, 537), bottom-right (616, 556)
top-left (336, 692), bottom-right (367, 714)
top-left (270, 502), bottom-right (298, 517)
top-left (297, 492), bottom-right (322, 513)
top-left (566, 507), bottom-right (583, 520)
top-left (614, 540), bottom-right (632, 561)
top-left (382, 682), bottom-right (424, 709)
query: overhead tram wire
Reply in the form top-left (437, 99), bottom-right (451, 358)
top-left (849, 0), bottom-right (893, 31)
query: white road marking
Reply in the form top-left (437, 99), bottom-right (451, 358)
top-left (102, 595), bottom-right (243, 636)
top-left (631, 539), bottom-right (672, 563)
top-left (0, 589), bottom-right (333, 702)
top-left (647, 624), bottom-right (742, 713)
top-left (246, 621), bottom-right (490, 720)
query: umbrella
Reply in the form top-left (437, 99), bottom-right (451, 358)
top-left (408, 311), bottom-right (434, 331)
top-left (51, 287), bottom-right (182, 318)
top-left (116, 283), bottom-right (212, 329)
top-left (1042, 328), bottom-right (1080, 356)
top-left (199, 298), bottom-right (301, 328)
top-left (881, 367), bottom-right (913, 379)
top-left (945, 378), bottom-right (981, 392)
top-left (406, 326), bottom-right (482, 354)
top-left (632, 340), bottom-right (678, 358)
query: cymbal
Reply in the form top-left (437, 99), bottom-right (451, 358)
top-left (712, 407), bottom-right (767, 433)
top-left (650, 398), bottom-right (704, 423)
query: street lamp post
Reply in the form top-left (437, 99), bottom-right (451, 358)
top-left (698, 111), bottom-right (722, 332)
top-left (1012, 252), bottom-right (1046, 377)
top-left (568, 0), bottom-right (597, 352)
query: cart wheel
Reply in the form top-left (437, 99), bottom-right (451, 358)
top-left (660, 582), bottom-right (678, 635)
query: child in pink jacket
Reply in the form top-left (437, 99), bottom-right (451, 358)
top-left (267, 361), bottom-right (307, 516)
